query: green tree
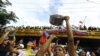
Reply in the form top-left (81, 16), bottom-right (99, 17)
top-left (0, 0), bottom-right (18, 27)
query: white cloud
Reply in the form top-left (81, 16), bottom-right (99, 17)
top-left (7, 0), bottom-right (100, 27)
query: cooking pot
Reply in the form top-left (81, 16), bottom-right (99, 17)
top-left (50, 14), bottom-right (64, 26)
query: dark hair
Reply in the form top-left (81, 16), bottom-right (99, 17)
top-left (54, 45), bottom-right (65, 53)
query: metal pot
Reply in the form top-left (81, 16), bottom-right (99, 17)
top-left (50, 14), bottom-right (64, 26)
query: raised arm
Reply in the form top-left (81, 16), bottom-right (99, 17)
top-left (12, 35), bottom-right (16, 43)
top-left (64, 16), bottom-right (76, 56)
top-left (37, 35), bottom-right (56, 56)
top-left (74, 40), bottom-right (80, 50)
top-left (0, 30), bottom-right (10, 44)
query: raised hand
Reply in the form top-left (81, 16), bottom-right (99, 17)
top-left (64, 16), bottom-right (70, 21)
top-left (49, 34), bottom-right (57, 39)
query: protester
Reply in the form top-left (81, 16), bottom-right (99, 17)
top-left (0, 28), bottom-right (15, 56)
top-left (37, 34), bottom-right (66, 56)
top-left (17, 39), bottom-right (24, 49)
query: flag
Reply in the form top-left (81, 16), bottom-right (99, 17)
top-left (44, 31), bottom-right (49, 38)
top-left (39, 31), bottom-right (49, 45)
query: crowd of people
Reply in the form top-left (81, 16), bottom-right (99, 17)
top-left (0, 26), bottom-right (100, 56)
top-left (79, 25), bottom-right (100, 31)
top-left (16, 25), bottom-right (100, 31)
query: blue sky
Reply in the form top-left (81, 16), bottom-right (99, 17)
top-left (7, 0), bottom-right (100, 27)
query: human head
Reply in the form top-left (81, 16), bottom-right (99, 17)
top-left (91, 52), bottom-right (96, 56)
top-left (19, 39), bottom-right (24, 43)
top-left (3, 39), bottom-right (9, 45)
top-left (53, 45), bottom-right (65, 56)
top-left (27, 41), bottom-right (33, 48)
top-left (79, 51), bottom-right (86, 56)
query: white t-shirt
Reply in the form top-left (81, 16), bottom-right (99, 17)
top-left (18, 49), bottom-right (25, 56)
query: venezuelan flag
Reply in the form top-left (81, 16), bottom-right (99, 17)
top-left (39, 31), bottom-right (49, 45)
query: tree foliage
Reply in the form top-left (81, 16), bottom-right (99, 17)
top-left (0, 0), bottom-right (18, 27)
